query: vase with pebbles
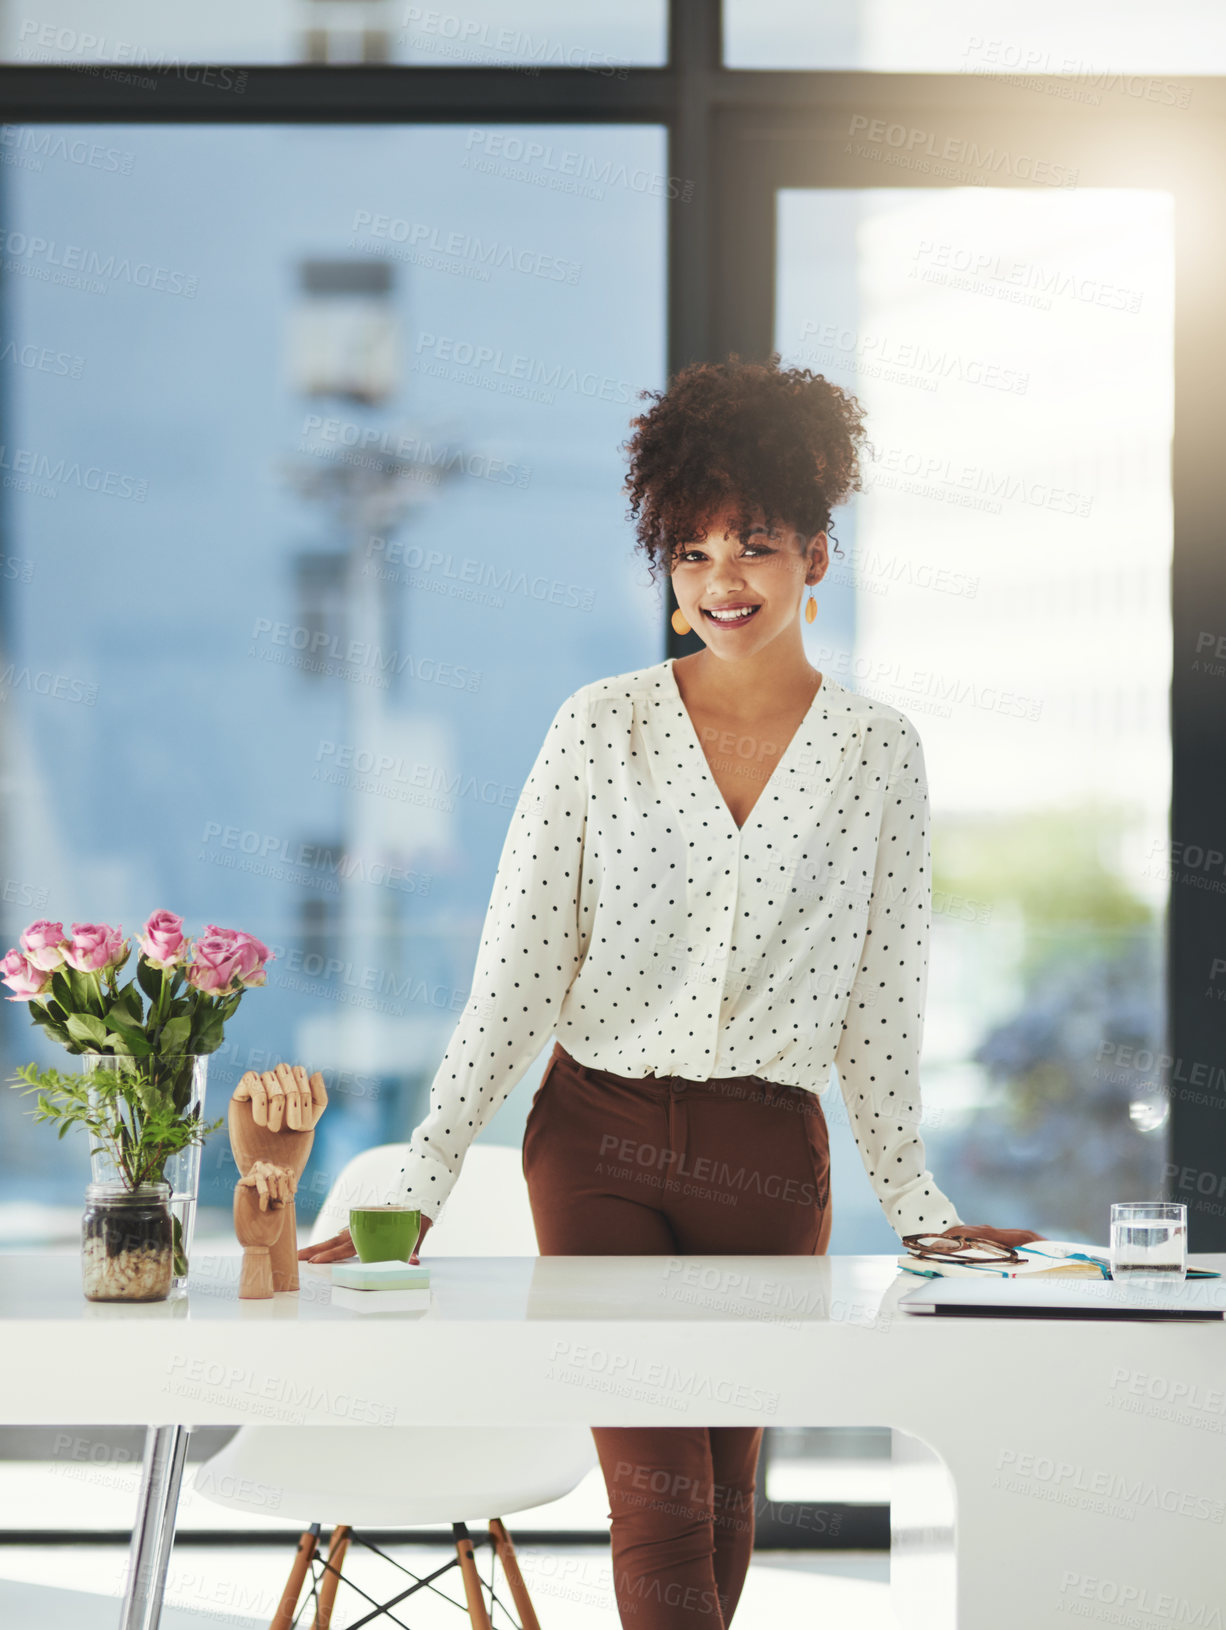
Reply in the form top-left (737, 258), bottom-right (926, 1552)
top-left (81, 1181), bottom-right (173, 1303)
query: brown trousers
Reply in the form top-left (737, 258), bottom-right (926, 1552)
top-left (523, 1041), bottom-right (832, 1628)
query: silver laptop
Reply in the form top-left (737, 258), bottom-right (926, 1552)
top-left (898, 1274), bottom-right (1226, 1320)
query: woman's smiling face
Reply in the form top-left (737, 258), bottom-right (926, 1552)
top-left (669, 504), bottom-right (828, 658)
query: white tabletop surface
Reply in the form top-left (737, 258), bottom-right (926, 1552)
top-left (2, 1251), bottom-right (1224, 1428)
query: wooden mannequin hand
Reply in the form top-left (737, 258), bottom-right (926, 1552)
top-left (229, 1063), bottom-right (328, 1295)
top-left (229, 1064), bottom-right (327, 1190)
top-left (934, 1223), bottom-right (1045, 1248)
top-left (299, 1212), bottom-right (433, 1264)
top-left (237, 1159), bottom-right (297, 1213)
top-left (235, 1063), bottom-right (327, 1135)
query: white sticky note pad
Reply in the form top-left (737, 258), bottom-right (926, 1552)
top-left (331, 1259), bottom-right (431, 1290)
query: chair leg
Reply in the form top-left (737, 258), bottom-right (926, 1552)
top-left (270, 1525), bottom-right (319, 1630)
top-left (454, 1522), bottom-right (494, 1630)
top-left (312, 1524), bottom-right (352, 1630)
top-left (489, 1518), bottom-right (541, 1630)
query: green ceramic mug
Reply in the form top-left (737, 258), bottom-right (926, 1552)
top-left (349, 1204), bottom-right (421, 1264)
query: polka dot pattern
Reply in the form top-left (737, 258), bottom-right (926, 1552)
top-left (395, 657), bottom-right (960, 1238)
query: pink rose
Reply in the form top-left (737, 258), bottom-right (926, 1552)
top-left (62, 922), bottom-right (127, 974)
top-left (185, 932), bottom-right (245, 995)
top-left (138, 909), bottom-right (186, 970)
top-left (19, 920), bottom-right (69, 971)
top-left (229, 931), bottom-right (272, 988)
top-left (194, 925), bottom-right (273, 991)
top-left (1, 948), bottom-right (52, 1001)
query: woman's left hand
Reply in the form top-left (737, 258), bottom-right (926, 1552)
top-left (935, 1223), bottom-right (1045, 1248)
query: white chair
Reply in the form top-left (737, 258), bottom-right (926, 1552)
top-left (193, 1142), bottom-right (597, 1629)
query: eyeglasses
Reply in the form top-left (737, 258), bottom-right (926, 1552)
top-left (901, 1232), bottom-right (1024, 1265)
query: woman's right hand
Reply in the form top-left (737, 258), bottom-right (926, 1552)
top-left (298, 1227), bottom-right (358, 1264)
top-left (297, 1214), bottom-right (433, 1264)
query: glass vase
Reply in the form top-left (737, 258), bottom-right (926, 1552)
top-left (81, 1181), bottom-right (173, 1303)
top-left (83, 1053), bottom-right (210, 1291)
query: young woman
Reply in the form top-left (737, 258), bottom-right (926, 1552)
top-left (303, 354), bottom-right (1041, 1627)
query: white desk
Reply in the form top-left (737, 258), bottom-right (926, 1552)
top-left (3, 1250), bottom-right (1225, 1629)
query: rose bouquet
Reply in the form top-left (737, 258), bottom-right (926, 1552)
top-left (3, 911), bottom-right (274, 1277)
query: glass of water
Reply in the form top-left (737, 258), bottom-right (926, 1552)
top-left (1110, 1203), bottom-right (1187, 1283)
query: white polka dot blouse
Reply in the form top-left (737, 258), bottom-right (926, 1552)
top-left (393, 656), bottom-right (961, 1239)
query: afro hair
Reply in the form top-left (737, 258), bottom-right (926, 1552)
top-left (622, 351), bottom-right (869, 585)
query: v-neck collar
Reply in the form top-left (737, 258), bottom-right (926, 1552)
top-left (660, 656), bottom-right (847, 836)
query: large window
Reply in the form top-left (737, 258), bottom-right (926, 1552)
top-left (777, 186), bottom-right (1173, 1246)
top-left (723, 0), bottom-right (1223, 74)
top-left (0, 122), bottom-right (666, 1235)
top-left (0, 2), bottom-right (668, 67)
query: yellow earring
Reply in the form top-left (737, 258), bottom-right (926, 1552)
top-left (671, 607), bottom-right (691, 636)
top-left (804, 589), bottom-right (817, 624)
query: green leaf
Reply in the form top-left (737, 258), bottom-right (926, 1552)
top-left (50, 970), bottom-right (73, 1009)
top-left (191, 1008), bottom-right (225, 1054)
top-left (109, 983), bottom-right (145, 1025)
top-left (106, 1025), bottom-right (151, 1057)
top-left (65, 964), bottom-right (101, 1015)
top-left (65, 1013), bottom-right (109, 1048)
top-left (136, 958), bottom-right (164, 1005)
top-left (31, 1018), bottom-right (73, 1048)
top-left (159, 1015), bottom-right (191, 1053)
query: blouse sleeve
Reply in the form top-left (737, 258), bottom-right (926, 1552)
top-left (391, 687), bottom-right (589, 1221)
top-left (832, 716), bottom-right (962, 1239)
